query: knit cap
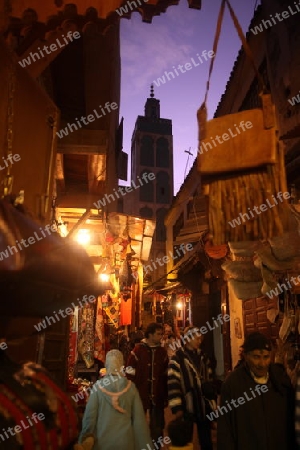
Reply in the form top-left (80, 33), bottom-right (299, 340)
top-left (243, 332), bottom-right (271, 353)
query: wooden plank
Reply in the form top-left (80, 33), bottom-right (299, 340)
top-left (57, 129), bottom-right (108, 148)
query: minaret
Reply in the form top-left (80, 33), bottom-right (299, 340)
top-left (126, 86), bottom-right (174, 289)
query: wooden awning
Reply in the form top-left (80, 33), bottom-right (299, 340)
top-left (6, 0), bottom-right (201, 22)
top-left (0, 199), bottom-right (98, 317)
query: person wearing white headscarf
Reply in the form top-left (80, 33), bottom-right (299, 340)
top-left (78, 350), bottom-right (153, 450)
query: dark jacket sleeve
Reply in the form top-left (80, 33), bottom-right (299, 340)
top-left (126, 345), bottom-right (139, 383)
top-left (271, 364), bottom-right (296, 450)
top-left (161, 348), bottom-right (169, 406)
top-left (217, 380), bottom-right (236, 450)
top-left (168, 356), bottom-right (184, 415)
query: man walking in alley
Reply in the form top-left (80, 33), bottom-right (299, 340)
top-left (217, 331), bottom-right (295, 450)
top-left (162, 322), bottom-right (177, 360)
top-left (127, 323), bottom-right (168, 444)
top-left (168, 326), bottom-right (214, 450)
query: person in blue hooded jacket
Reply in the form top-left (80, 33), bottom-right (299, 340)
top-left (78, 350), bottom-right (153, 450)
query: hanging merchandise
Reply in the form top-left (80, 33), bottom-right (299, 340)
top-left (268, 230), bottom-right (300, 261)
top-left (279, 292), bottom-right (292, 343)
top-left (259, 264), bottom-right (278, 297)
top-left (266, 303), bottom-right (279, 324)
top-left (1, 59), bottom-right (15, 198)
top-left (226, 239), bottom-right (300, 300)
top-left (119, 258), bottom-right (129, 286)
top-left (221, 260), bottom-right (261, 282)
top-left (133, 262), bottom-right (144, 328)
top-left (222, 256), bottom-right (264, 299)
top-left (100, 290), bottom-right (120, 331)
top-left (0, 355), bottom-right (78, 450)
top-left (103, 299), bottom-right (120, 328)
top-left (254, 244), bottom-right (294, 272)
top-left (94, 296), bottom-right (106, 363)
top-left (197, 0), bottom-right (290, 245)
top-left (67, 307), bottom-right (79, 386)
top-left (228, 240), bottom-right (262, 260)
top-left (228, 279), bottom-right (263, 301)
top-left (120, 295), bottom-right (132, 326)
top-left (78, 304), bottom-right (95, 369)
top-left (204, 240), bottom-right (228, 259)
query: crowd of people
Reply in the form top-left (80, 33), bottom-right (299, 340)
top-left (76, 321), bottom-right (300, 450)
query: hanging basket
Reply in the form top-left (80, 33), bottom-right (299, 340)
top-left (254, 244), bottom-right (294, 272)
top-left (195, 0), bottom-right (290, 246)
top-left (228, 279), bottom-right (263, 301)
top-left (197, 97), bottom-right (290, 245)
top-left (204, 240), bottom-right (228, 259)
top-left (228, 240), bottom-right (262, 259)
top-left (268, 231), bottom-right (300, 261)
top-left (222, 260), bottom-right (261, 282)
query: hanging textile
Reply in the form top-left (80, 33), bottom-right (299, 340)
top-left (94, 296), bottom-right (106, 363)
top-left (0, 353), bottom-right (78, 449)
top-left (120, 296), bottom-right (132, 326)
top-left (78, 304), bottom-right (94, 369)
top-left (67, 307), bottom-right (79, 386)
top-left (103, 296), bottom-right (120, 328)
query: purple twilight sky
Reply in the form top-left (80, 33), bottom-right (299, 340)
top-left (119, 0), bottom-right (260, 194)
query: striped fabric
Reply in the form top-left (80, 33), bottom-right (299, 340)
top-left (168, 348), bottom-right (206, 417)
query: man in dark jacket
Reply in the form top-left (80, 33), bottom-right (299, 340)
top-left (127, 322), bottom-right (168, 444)
top-left (168, 326), bottom-right (214, 450)
top-left (217, 332), bottom-right (295, 450)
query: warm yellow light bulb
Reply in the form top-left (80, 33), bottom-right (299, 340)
top-left (76, 229), bottom-right (90, 246)
top-left (99, 273), bottom-right (110, 282)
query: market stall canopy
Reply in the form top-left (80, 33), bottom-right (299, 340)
top-left (3, 0), bottom-right (201, 24)
top-left (143, 281), bottom-right (183, 296)
top-left (0, 199), bottom-right (98, 317)
top-left (57, 208), bottom-right (156, 268)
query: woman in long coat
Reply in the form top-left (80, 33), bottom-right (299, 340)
top-left (78, 350), bottom-right (153, 450)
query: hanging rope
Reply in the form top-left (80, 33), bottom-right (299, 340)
top-left (203, 0), bottom-right (226, 108)
top-left (198, 0), bottom-right (226, 141)
top-left (200, 0), bottom-right (266, 124)
top-left (224, 0), bottom-right (266, 93)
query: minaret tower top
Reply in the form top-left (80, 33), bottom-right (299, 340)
top-left (150, 84), bottom-right (155, 98)
top-left (144, 84), bottom-right (160, 118)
